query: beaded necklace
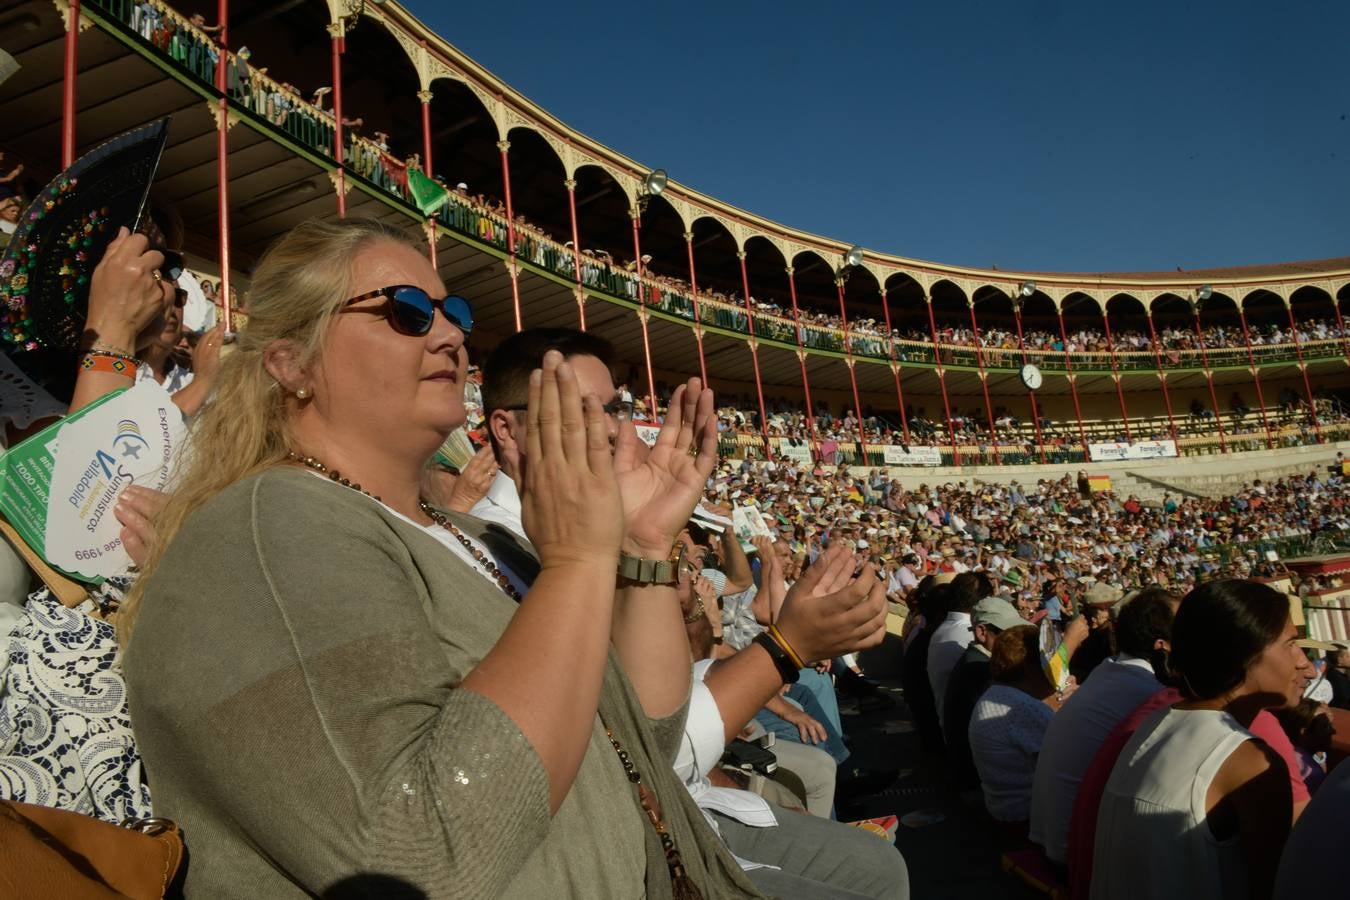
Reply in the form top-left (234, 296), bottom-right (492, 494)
top-left (285, 452), bottom-right (702, 898)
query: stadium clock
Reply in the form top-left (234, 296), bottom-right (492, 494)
top-left (1020, 363), bottom-right (1044, 391)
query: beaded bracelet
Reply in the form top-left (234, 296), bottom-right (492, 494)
top-left (753, 631), bottom-right (801, 684)
top-left (767, 623), bottom-right (808, 670)
top-left (78, 352), bottom-right (138, 379)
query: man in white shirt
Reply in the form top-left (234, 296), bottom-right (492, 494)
top-left (927, 572), bottom-right (984, 725)
top-left (1028, 587), bottom-right (1179, 867)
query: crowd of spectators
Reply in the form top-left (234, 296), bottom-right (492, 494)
top-left (0, 195), bottom-right (1347, 896)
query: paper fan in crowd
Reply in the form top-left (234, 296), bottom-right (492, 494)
top-left (432, 426), bottom-right (477, 472)
top-left (0, 118), bottom-right (170, 408)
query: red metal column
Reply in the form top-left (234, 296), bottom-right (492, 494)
top-left (330, 29), bottom-right (346, 217)
top-left (1100, 309), bottom-right (1133, 443)
top-left (1145, 312), bottom-right (1179, 443)
top-left (630, 214), bottom-right (658, 416)
top-left (62, 0), bottom-right (80, 167)
top-left (1331, 297), bottom-right (1350, 360)
top-left (1055, 310), bottom-right (1089, 457)
top-left (1191, 303), bottom-right (1228, 452)
top-left (966, 300), bottom-right (1001, 464)
top-left (213, 0), bottom-right (233, 331)
top-left (498, 140), bottom-right (522, 331)
top-left (566, 180), bottom-right (586, 330)
top-left (683, 232), bottom-right (708, 384)
top-left (878, 288), bottom-right (910, 443)
top-left (1285, 301), bottom-right (1323, 442)
top-left (834, 279), bottom-right (866, 434)
top-left (738, 251), bottom-right (773, 460)
top-left (1236, 308), bottom-right (1274, 449)
top-left (1011, 304), bottom-right (1047, 464)
top-left (924, 295), bottom-right (961, 464)
top-left (418, 88), bottom-right (434, 178)
top-left (785, 266), bottom-right (819, 457)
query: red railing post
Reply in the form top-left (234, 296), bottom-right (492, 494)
top-left (738, 251), bottom-right (773, 461)
top-left (1285, 299), bottom-right (1323, 443)
top-left (878, 287), bottom-right (910, 443)
top-left (62, 0), bottom-right (80, 167)
top-left (785, 266), bottom-right (819, 458)
top-left (1144, 311), bottom-right (1180, 444)
top-left (1191, 299), bottom-right (1228, 452)
top-left (630, 211), bottom-right (658, 420)
top-left (1236, 307), bottom-right (1274, 449)
top-left (566, 179), bottom-right (586, 330)
top-left (499, 139), bottom-right (522, 331)
top-left (215, 0), bottom-right (232, 332)
top-left (925, 294), bottom-right (961, 465)
top-left (1101, 307), bottom-right (1134, 443)
top-left (1056, 309), bottom-right (1089, 458)
top-left (329, 25), bottom-right (346, 216)
top-left (966, 298), bottom-right (1001, 464)
top-left (682, 232), bottom-right (708, 384)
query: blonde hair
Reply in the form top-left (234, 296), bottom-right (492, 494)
top-left (117, 217), bottom-right (419, 641)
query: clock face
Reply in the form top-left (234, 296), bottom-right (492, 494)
top-left (1021, 364), bottom-right (1043, 390)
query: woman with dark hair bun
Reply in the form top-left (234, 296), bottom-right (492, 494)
top-left (1091, 579), bottom-right (1313, 900)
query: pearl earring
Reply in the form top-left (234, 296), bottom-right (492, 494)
top-left (296, 387), bottom-right (311, 400)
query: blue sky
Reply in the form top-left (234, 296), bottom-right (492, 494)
top-left (404, 0), bottom-right (1348, 273)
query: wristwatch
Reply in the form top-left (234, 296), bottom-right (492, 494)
top-left (617, 544), bottom-right (684, 585)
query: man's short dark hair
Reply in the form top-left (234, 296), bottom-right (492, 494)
top-left (1114, 586), bottom-right (1179, 660)
top-left (481, 327), bottom-right (617, 422)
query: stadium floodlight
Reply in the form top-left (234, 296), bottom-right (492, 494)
top-left (643, 169), bottom-right (668, 197)
top-left (1197, 284), bottom-right (1214, 302)
top-left (1019, 281), bottom-right (1037, 298)
top-left (843, 245), bottom-right (864, 268)
top-left (636, 169), bottom-right (667, 214)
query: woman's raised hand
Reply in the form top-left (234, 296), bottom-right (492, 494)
top-left (518, 350), bottom-right (624, 571)
top-left (85, 227), bottom-right (167, 351)
top-left (611, 377), bottom-right (718, 558)
top-left (772, 544), bottom-right (888, 665)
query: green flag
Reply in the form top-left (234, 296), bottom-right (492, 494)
top-left (407, 167), bottom-right (449, 215)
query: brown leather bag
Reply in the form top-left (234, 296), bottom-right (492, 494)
top-left (0, 801), bottom-right (183, 899)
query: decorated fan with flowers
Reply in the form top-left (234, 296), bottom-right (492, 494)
top-left (0, 118), bottom-right (169, 357)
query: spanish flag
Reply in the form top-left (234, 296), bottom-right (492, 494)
top-left (1088, 475), bottom-right (1112, 493)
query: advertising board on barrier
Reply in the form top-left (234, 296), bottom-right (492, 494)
top-left (776, 442), bottom-right (813, 465)
top-left (1087, 440), bottom-right (1178, 462)
top-left (881, 445), bottom-right (943, 467)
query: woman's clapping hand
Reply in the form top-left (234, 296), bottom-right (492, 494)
top-left (517, 350), bottom-right (624, 572)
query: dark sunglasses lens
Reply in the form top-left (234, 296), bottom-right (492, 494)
top-left (161, 251), bottom-right (185, 281)
top-left (174, 289), bottom-right (188, 308)
top-left (442, 295), bottom-right (473, 334)
top-left (390, 287), bottom-right (435, 335)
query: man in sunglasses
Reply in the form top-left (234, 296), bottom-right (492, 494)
top-left (470, 328), bottom-right (909, 899)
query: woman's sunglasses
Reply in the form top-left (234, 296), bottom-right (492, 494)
top-left (340, 285), bottom-right (473, 338)
top-left (154, 250), bottom-right (188, 307)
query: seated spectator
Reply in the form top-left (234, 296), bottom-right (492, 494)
top-left (1029, 587), bottom-right (1180, 868)
top-left (968, 624), bottom-right (1059, 826)
top-left (1068, 583), bottom-right (1121, 683)
top-left (928, 572), bottom-right (985, 724)
top-left (1323, 641), bottom-right (1350, 709)
top-left (901, 578), bottom-right (950, 753)
top-left (943, 595), bottom-right (1027, 790)
top-left (1090, 579), bottom-right (1313, 900)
